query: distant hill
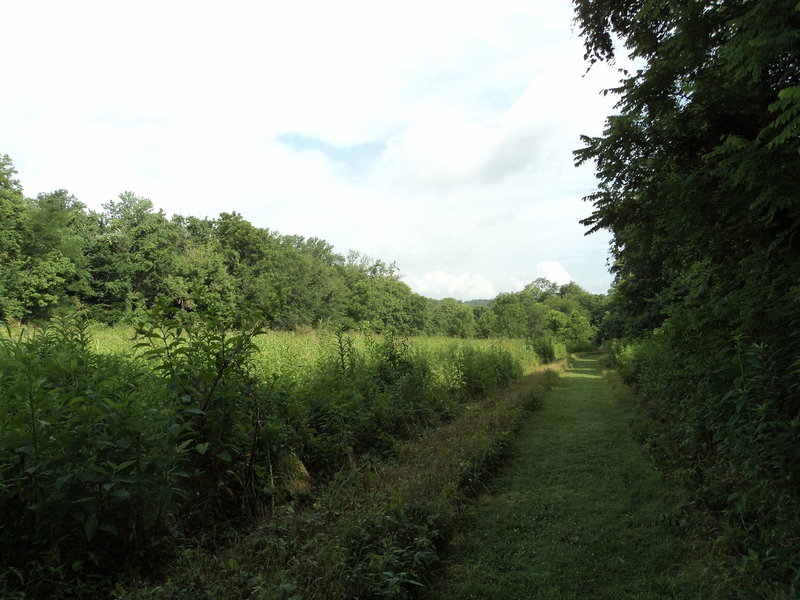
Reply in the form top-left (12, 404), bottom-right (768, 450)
top-left (464, 299), bottom-right (491, 307)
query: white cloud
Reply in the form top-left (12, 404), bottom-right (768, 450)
top-left (0, 0), bottom-right (623, 297)
top-left (403, 271), bottom-right (497, 301)
top-left (375, 107), bottom-right (506, 188)
top-left (507, 260), bottom-right (572, 293)
top-left (536, 261), bottom-right (572, 285)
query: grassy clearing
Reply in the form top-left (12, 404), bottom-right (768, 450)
top-left (116, 361), bottom-right (567, 599)
top-left (76, 324), bottom-right (540, 374)
top-left (429, 354), bottom-right (711, 600)
top-left (16, 323), bottom-right (540, 378)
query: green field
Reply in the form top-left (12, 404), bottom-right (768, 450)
top-left (77, 322), bottom-right (540, 371)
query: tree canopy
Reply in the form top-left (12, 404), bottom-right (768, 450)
top-left (574, 0), bottom-right (800, 591)
top-left (0, 154), bottom-right (603, 348)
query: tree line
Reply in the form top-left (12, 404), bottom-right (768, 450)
top-left (574, 0), bottom-right (799, 593)
top-left (0, 153), bottom-right (605, 346)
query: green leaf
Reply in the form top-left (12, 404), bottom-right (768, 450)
top-left (84, 514), bottom-right (98, 541)
top-left (116, 459), bottom-right (136, 472)
top-left (98, 523), bottom-right (119, 535)
top-left (195, 442), bottom-right (210, 455)
top-left (216, 449), bottom-right (232, 462)
top-left (114, 476), bottom-right (138, 484)
top-left (110, 489), bottom-right (131, 500)
top-left (778, 86), bottom-right (800, 100)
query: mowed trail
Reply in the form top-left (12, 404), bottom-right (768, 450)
top-left (429, 354), bottom-right (704, 599)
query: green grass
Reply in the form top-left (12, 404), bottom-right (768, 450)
top-left (429, 354), bottom-right (709, 599)
top-left (49, 323), bottom-right (539, 374)
top-left (0, 316), bottom-right (546, 599)
top-left (116, 361), bottom-right (568, 599)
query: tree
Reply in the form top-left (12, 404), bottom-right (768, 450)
top-left (488, 292), bottom-right (529, 338)
top-left (428, 298), bottom-right (477, 338)
top-left (162, 241), bottom-right (238, 314)
top-left (573, 0), bottom-right (800, 589)
top-left (575, 0), bottom-right (800, 337)
top-left (0, 158), bottom-right (87, 320)
top-left (0, 155), bottom-right (29, 320)
top-left (29, 190), bottom-right (96, 304)
top-left (523, 278), bottom-right (558, 302)
top-left (82, 193), bottom-right (179, 319)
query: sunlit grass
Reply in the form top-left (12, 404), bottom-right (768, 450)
top-left (87, 323), bottom-right (136, 354)
top-left (82, 323), bottom-right (541, 376)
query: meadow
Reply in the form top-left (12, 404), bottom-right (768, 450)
top-left (83, 322), bottom-right (540, 376)
top-left (0, 311), bottom-right (557, 599)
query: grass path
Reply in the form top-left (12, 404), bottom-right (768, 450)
top-left (429, 354), bottom-right (705, 599)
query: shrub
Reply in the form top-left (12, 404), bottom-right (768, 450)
top-left (0, 318), bottom-right (181, 598)
top-left (612, 329), bottom-right (800, 592)
top-left (295, 331), bottom-right (451, 480)
top-left (1, 314), bottom-right (534, 598)
top-left (528, 334), bottom-right (566, 364)
top-left (133, 301), bottom-right (270, 519)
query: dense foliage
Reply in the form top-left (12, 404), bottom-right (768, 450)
top-left (575, 0), bottom-right (800, 592)
top-left (0, 94), bottom-right (606, 597)
top-left (0, 315), bottom-right (533, 598)
top-left (0, 155), bottom-right (421, 331)
top-left (0, 153), bottom-right (604, 350)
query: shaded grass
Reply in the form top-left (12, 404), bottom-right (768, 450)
top-left (605, 368), bottom-right (792, 599)
top-left (116, 361), bottom-right (566, 599)
top-left (429, 354), bottom-right (711, 599)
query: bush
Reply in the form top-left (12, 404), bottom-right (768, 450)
top-left (295, 331), bottom-right (451, 480)
top-left (0, 318), bottom-right (181, 598)
top-left (528, 335), bottom-right (566, 364)
top-left (566, 339), bottom-right (596, 353)
top-left (605, 339), bottom-right (640, 382)
top-left (611, 329), bottom-right (800, 593)
top-left (133, 302), bottom-right (270, 520)
top-left (1, 313), bottom-right (533, 598)
top-left (458, 344), bottom-right (524, 398)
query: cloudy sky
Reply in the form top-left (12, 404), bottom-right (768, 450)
top-left (1, 0), bottom-right (626, 300)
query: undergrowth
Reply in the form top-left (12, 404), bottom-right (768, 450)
top-left (0, 310), bottom-right (549, 599)
top-left (115, 361), bottom-right (566, 599)
top-left (602, 354), bottom-right (797, 599)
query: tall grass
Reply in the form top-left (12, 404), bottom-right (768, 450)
top-left (119, 361), bottom-right (567, 600)
top-left (81, 325), bottom-right (540, 375)
top-left (0, 313), bottom-right (540, 599)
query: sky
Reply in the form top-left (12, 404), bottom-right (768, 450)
top-left (1, 0), bottom-right (627, 300)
